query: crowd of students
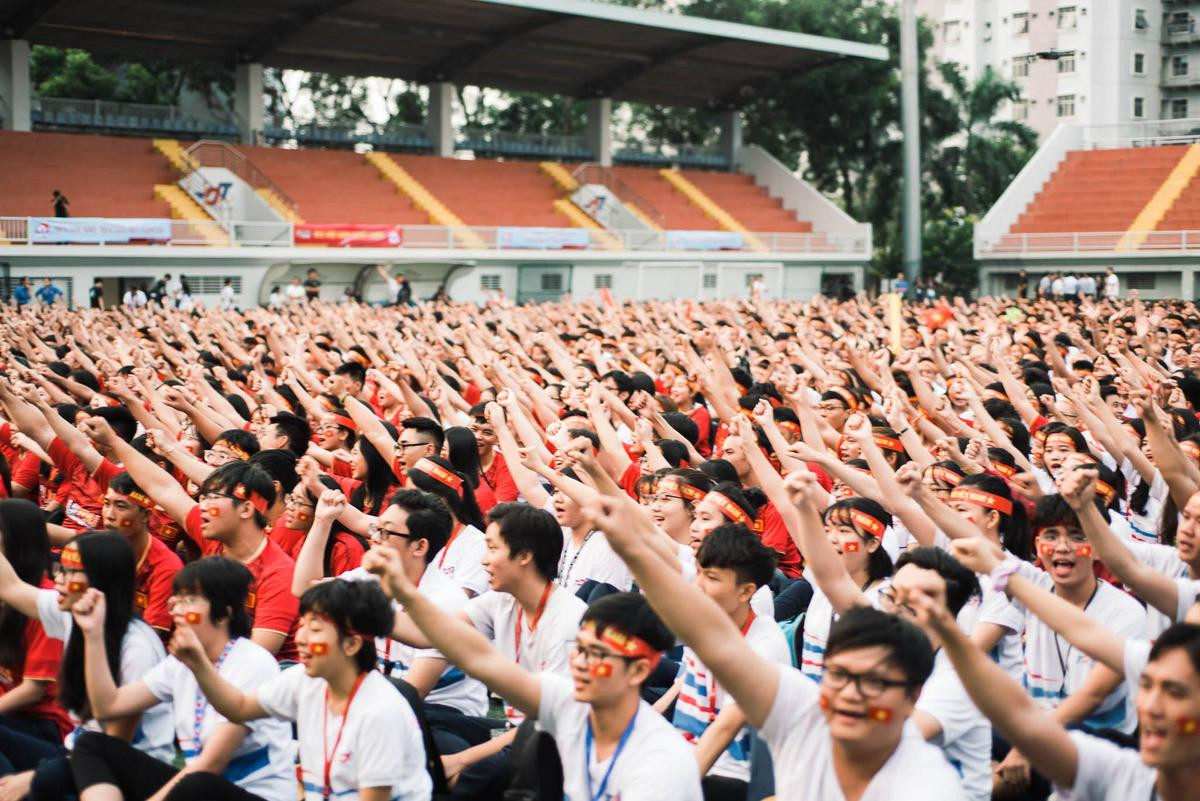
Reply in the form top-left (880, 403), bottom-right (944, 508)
top-left (0, 289), bottom-right (1196, 801)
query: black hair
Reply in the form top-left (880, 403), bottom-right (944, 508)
top-left (300, 580), bottom-right (394, 673)
top-left (580, 592), bottom-right (674, 677)
top-left (248, 449), bottom-right (300, 497)
top-left (957, 473), bottom-right (1032, 561)
top-left (171, 557), bottom-right (254, 638)
top-left (444, 427), bottom-right (484, 489)
top-left (698, 459), bottom-right (739, 484)
top-left (487, 502), bottom-right (562, 581)
top-left (224, 394), bottom-right (252, 421)
top-left (657, 440), bottom-right (689, 468)
top-left (214, 428), bottom-right (261, 460)
top-left (408, 455), bottom-right (485, 531)
top-left (895, 546), bottom-right (980, 617)
top-left (1031, 493), bottom-right (1087, 536)
top-left (198, 461), bottom-right (277, 529)
top-left (825, 606), bottom-right (934, 692)
top-left (69, 369), bottom-right (101, 393)
top-left (106, 472), bottom-right (153, 519)
top-left (402, 417), bottom-right (445, 452)
top-left (59, 533), bottom-right (137, 719)
top-left (351, 420), bottom-right (397, 517)
top-left (1148, 623), bottom-right (1200, 677)
top-left (334, 361), bottom-right (366, 388)
top-left (88, 405), bottom-right (137, 443)
top-left (386, 488), bottom-right (452, 564)
top-left (0, 500), bottom-right (49, 670)
top-left (601, 370), bottom-right (635, 398)
top-left (707, 481), bottom-right (759, 523)
top-left (660, 412), bottom-right (699, 445)
top-left (270, 412), bottom-right (312, 457)
top-left (696, 524), bottom-right (778, 589)
top-left (824, 497), bottom-right (894, 583)
top-left (566, 428), bottom-right (600, 452)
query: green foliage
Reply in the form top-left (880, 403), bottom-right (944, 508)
top-left (32, 47), bottom-right (117, 100)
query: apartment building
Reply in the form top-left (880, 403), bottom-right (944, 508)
top-left (916, 1), bottom-right (1196, 140)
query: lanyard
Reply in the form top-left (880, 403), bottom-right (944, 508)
top-left (437, 522), bottom-right (464, 569)
top-left (584, 708), bottom-right (638, 801)
top-left (193, 639), bottom-right (235, 750)
top-left (322, 672), bottom-right (367, 800)
top-left (1052, 581), bottom-right (1099, 689)
top-left (514, 582), bottom-right (553, 664)
top-left (557, 531), bottom-right (595, 588)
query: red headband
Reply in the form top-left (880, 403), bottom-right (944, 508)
top-left (928, 466), bottom-right (964, 486)
top-left (60, 543), bottom-right (84, 571)
top-left (1095, 480), bottom-right (1118, 505)
top-left (230, 483), bottom-right (270, 515)
top-left (873, 434), bottom-right (904, 453)
top-left (950, 487), bottom-right (1013, 516)
top-left (330, 415), bottom-right (357, 432)
top-left (413, 458), bottom-right (463, 494)
top-left (657, 476), bottom-right (706, 502)
top-left (1045, 432), bottom-right (1076, 450)
top-left (705, 492), bottom-right (752, 527)
top-left (125, 489), bottom-right (155, 510)
top-left (222, 443), bottom-right (251, 461)
top-left (828, 386), bottom-right (859, 411)
top-left (778, 421), bottom-right (801, 435)
top-left (827, 506), bottom-right (886, 539)
top-left (991, 462), bottom-right (1017, 479)
top-left (582, 621), bottom-right (662, 669)
top-left (1182, 441), bottom-right (1200, 461)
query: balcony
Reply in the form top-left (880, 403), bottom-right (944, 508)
top-left (1164, 21), bottom-right (1200, 45)
top-left (1162, 70), bottom-right (1200, 88)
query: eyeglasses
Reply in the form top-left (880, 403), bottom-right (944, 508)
top-left (569, 640), bottom-right (640, 668)
top-left (877, 588), bottom-right (916, 618)
top-left (203, 450), bottom-right (236, 466)
top-left (817, 403), bottom-right (848, 413)
top-left (821, 665), bottom-right (909, 699)
top-left (396, 442), bottom-right (427, 451)
top-left (198, 493), bottom-right (235, 505)
top-left (651, 493), bottom-right (687, 506)
top-left (367, 523), bottom-right (418, 542)
top-left (1035, 529), bottom-right (1088, 544)
top-left (50, 563), bottom-right (86, 580)
top-left (284, 494), bottom-right (314, 508)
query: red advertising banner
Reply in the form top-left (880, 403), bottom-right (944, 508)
top-left (294, 224), bottom-right (404, 247)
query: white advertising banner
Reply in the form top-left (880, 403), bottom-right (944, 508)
top-left (30, 217), bottom-right (172, 244)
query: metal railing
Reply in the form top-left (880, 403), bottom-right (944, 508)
top-left (0, 217), bottom-right (868, 255)
top-left (457, 128), bottom-right (590, 158)
top-left (35, 96), bottom-right (183, 121)
top-left (183, 140), bottom-right (300, 218)
top-left (1084, 117), bottom-right (1200, 149)
top-left (570, 163), bottom-right (667, 229)
top-left (614, 141), bottom-right (727, 168)
top-left (979, 230), bottom-right (1200, 255)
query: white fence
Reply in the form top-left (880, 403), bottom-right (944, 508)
top-left (980, 230), bottom-right (1200, 255)
top-left (0, 217), bottom-right (869, 255)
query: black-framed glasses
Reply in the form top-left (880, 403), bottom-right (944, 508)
top-left (568, 640), bottom-right (640, 667)
top-left (367, 523), bottom-right (419, 542)
top-left (396, 442), bottom-right (426, 451)
top-left (821, 665), bottom-right (909, 698)
top-left (877, 588), bottom-right (916, 618)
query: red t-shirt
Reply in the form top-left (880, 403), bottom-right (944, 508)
top-left (688, 405), bottom-right (713, 458)
top-left (271, 519), bottom-right (365, 576)
top-left (268, 518), bottom-right (305, 557)
top-left (11, 452), bottom-right (43, 498)
top-left (182, 505), bottom-right (223, 556)
top-left (47, 437), bottom-right (104, 531)
top-left (330, 456), bottom-right (354, 479)
top-left (756, 501), bottom-right (804, 579)
top-left (216, 537), bottom-right (300, 663)
top-left (482, 452), bottom-right (519, 505)
top-left (0, 599), bottom-right (72, 737)
top-left (135, 537), bottom-right (183, 638)
top-left (619, 462), bottom-right (643, 500)
top-left (474, 480), bottom-right (497, 515)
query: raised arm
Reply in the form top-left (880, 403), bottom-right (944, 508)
top-left (345, 396), bottom-right (398, 472)
top-left (171, 627), bottom-right (268, 723)
top-left (780, 471), bottom-right (871, 614)
top-left (292, 490), bottom-right (343, 596)
top-left (82, 418), bottom-right (197, 527)
top-left (72, 590), bottom-right (161, 720)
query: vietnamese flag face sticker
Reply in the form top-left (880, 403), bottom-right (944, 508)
top-left (67, 581), bottom-right (86, 593)
top-left (842, 540), bottom-right (861, 553)
top-left (867, 706), bottom-right (894, 723)
top-left (1178, 718), bottom-right (1200, 735)
top-left (1075, 544), bottom-right (1093, 557)
top-left (1038, 542), bottom-right (1058, 558)
top-left (590, 663), bottom-right (614, 678)
top-left (309, 642), bottom-right (330, 656)
top-left (185, 611), bottom-right (202, 625)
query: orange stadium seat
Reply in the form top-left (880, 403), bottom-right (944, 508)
top-left (393, 155), bottom-right (567, 228)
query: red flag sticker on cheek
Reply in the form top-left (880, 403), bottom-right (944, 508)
top-left (296, 512), bottom-right (310, 522)
top-left (67, 581), bottom-right (86, 593)
top-left (818, 694), bottom-right (832, 711)
top-left (184, 611), bottom-right (202, 625)
top-left (842, 541), bottom-right (861, 553)
top-left (309, 642), bottom-right (329, 656)
top-left (1178, 718), bottom-right (1200, 735)
top-left (867, 706), bottom-right (894, 723)
top-left (1075, 544), bottom-right (1093, 557)
top-left (206, 507), bottom-right (221, 518)
top-left (1038, 542), bottom-right (1057, 558)
top-left (590, 663), bottom-right (613, 678)
top-left (119, 519), bottom-right (133, 528)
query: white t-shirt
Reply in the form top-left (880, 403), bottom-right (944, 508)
top-left (800, 580), bottom-right (890, 681)
top-left (465, 586), bottom-right (585, 722)
top-left (915, 651), bottom-right (991, 801)
top-left (537, 672), bottom-right (703, 801)
top-left (1104, 273), bottom-right (1120, 299)
top-left (257, 665), bottom-right (430, 801)
top-left (36, 589), bottom-right (174, 762)
top-left (1009, 564), bottom-right (1145, 733)
top-left (557, 530), bottom-right (632, 594)
top-left (676, 544), bottom-right (775, 619)
top-left (760, 665), bottom-right (966, 800)
top-left (285, 283), bottom-right (306, 301)
top-left (140, 638), bottom-right (296, 800)
top-left (1054, 730), bottom-right (1154, 800)
top-left (1125, 539), bottom-right (1191, 638)
top-left (340, 566), bottom-right (488, 716)
top-left (673, 612), bottom-right (790, 782)
top-left (429, 523), bottom-right (488, 596)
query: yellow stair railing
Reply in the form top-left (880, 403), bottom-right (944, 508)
top-left (152, 139), bottom-right (197, 173)
top-left (153, 185), bottom-right (227, 245)
top-left (657, 168), bottom-right (766, 251)
top-left (540, 161), bottom-right (579, 192)
top-left (364, 152), bottom-right (485, 248)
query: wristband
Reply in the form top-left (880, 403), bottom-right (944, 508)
top-left (989, 554), bottom-right (1021, 594)
top-left (897, 427), bottom-right (912, 437)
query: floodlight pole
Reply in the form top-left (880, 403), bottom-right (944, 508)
top-left (900, 0), bottom-right (921, 287)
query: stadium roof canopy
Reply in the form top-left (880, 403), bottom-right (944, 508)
top-left (1, 0), bottom-right (888, 108)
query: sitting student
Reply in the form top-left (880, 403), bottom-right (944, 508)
top-left (0, 534), bottom-right (173, 800)
top-left (911, 573), bottom-right (1200, 801)
top-left (584, 493), bottom-right (965, 800)
top-left (364, 538), bottom-right (703, 801)
top-left (67, 558), bottom-right (296, 800)
top-left (407, 456), bottom-right (488, 597)
top-left (172, 580), bottom-right (431, 801)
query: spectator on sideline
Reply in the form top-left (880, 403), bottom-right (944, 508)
top-left (88, 278), bottom-right (103, 309)
top-left (303, 269), bottom-right (322, 302)
top-left (50, 190), bottom-right (69, 218)
top-left (12, 277), bottom-right (31, 307)
top-left (285, 276), bottom-right (306, 304)
top-left (1105, 267), bottom-right (1120, 301)
top-left (35, 278), bottom-right (62, 307)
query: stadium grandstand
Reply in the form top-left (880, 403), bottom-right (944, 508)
top-left (976, 118), bottom-right (1200, 299)
top-left (0, 0), bottom-right (884, 307)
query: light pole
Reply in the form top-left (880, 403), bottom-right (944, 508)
top-left (900, 0), bottom-right (921, 289)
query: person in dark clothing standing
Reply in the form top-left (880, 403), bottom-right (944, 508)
top-left (50, 191), bottom-right (69, 218)
top-left (89, 279), bottom-right (104, 309)
top-left (1016, 269), bottom-right (1028, 300)
top-left (303, 269), bottom-right (322, 302)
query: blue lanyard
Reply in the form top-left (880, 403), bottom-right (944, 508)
top-left (583, 708), bottom-right (638, 801)
top-left (193, 640), bottom-right (235, 749)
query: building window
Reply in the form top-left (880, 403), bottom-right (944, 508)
top-left (1013, 58), bottom-right (1030, 78)
top-left (480, 275), bottom-right (501, 290)
top-left (540, 273), bottom-right (563, 291)
top-left (1127, 274), bottom-right (1156, 290)
top-left (1133, 52), bottom-right (1146, 74)
top-left (1057, 94), bottom-right (1076, 118)
top-left (703, 274), bottom-right (717, 289)
top-left (184, 276), bottom-right (241, 293)
top-left (1057, 6), bottom-right (1077, 31)
top-left (1168, 12), bottom-right (1193, 36)
top-left (592, 274), bottom-right (613, 289)
top-left (1173, 98), bottom-right (1189, 119)
top-left (1057, 51), bottom-right (1076, 73)
top-left (943, 21), bottom-right (962, 43)
top-left (1013, 99), bottom-right (1030, 120)
top-left (1134, 8), bottom-right (1149, 31)
top-left (1174, 55), bottom-right (1190, 77)
top-left (1012, 12), bottom-right (1030, 34)
top-left (1133, 97), bottom-right (1145, 118)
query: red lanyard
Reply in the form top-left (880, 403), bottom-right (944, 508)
top-left (322, 672), bottom-right (367, 799)
top-left (739, 610), bottom-right (756, 638)
top-left (514, 582), bottom-right (553, 664)
top-left (437, 522), bottom-right (464, 568)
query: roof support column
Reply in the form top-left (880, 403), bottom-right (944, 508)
top-left (428, 82), bottom-right (455, 157)
top-left (719, 109), bottom-right (742, 170)
top-left (0, 39), bottom-right (31, 132)
top-left (234, 62), bottom-right (263, 145)
top-left (587, 97), bottom-right (612, 167)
